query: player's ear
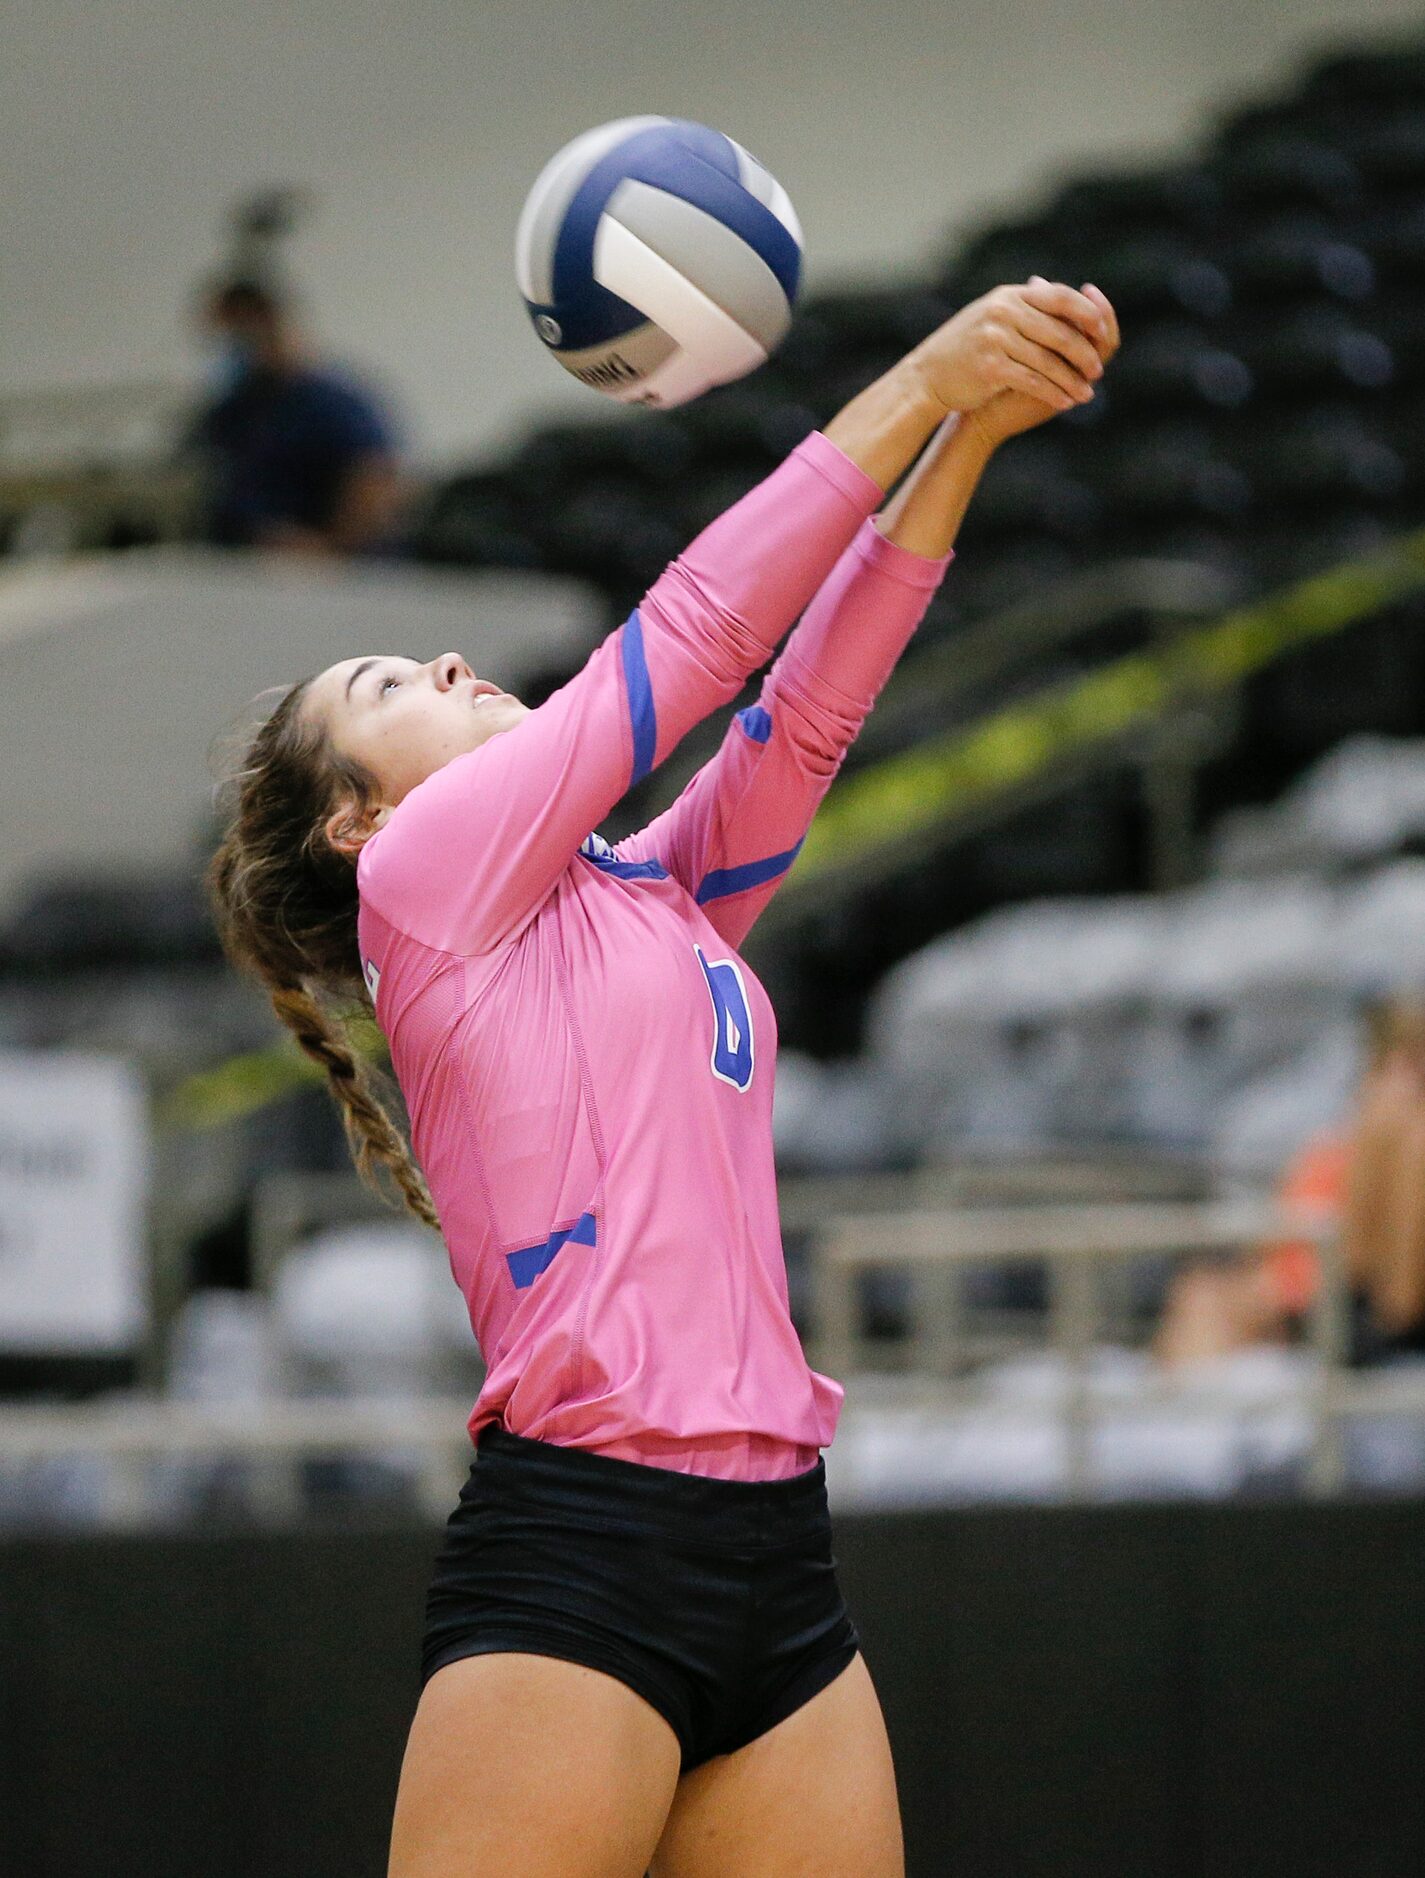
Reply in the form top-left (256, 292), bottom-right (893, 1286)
top-left (325, 796), bottom-right (390, 857)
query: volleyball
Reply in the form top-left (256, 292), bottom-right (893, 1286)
top-left (515, 116), bottom-right (803, 409)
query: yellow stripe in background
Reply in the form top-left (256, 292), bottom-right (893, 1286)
top-left (161, 1012), bottom-right (386, 1132)
top-left (795, 527), bottom-right (1425, 883)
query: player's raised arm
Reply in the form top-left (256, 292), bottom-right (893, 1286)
top-left (350, 290), bottom-right (1110, 955)
top-left (352, 432), bottom-right (882, 955)
top-left (616, 282), bottom-right (1119, 946)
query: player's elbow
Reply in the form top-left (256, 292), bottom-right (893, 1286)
top-left (642, 560), bottom-right (775, 687)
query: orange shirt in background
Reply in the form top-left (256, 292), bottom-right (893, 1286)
top-left (1260, 1133), bottom-right (1353, 1315)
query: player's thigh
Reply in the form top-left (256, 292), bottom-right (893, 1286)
top-left (650, 1653), bottom-right (903, 1878)
top-left (389, 1651), bottom-right (682, 1878)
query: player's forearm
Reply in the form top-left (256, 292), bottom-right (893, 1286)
top-left (874, 411), bottom-right (996, 559)
top-left (821, 358), bottom-right (948, 494)
top-left (756, 414), bottom-right (987, 733)
top-left (655, 430), bottom-right (882, 676)
top-left (759, 520), bottom-right (948, 782)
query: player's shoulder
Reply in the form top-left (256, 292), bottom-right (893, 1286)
top-left (355, 754), bottom-right (477, 898)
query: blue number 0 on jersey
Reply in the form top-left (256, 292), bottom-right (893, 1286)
top-left (694, 945), bottom-right (755, 1091)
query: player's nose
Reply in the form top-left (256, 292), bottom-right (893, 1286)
top-left (431, 652), bottom-right (472, 691)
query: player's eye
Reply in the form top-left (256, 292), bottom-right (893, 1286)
top-left (379, 676), bottom-right (400, 696)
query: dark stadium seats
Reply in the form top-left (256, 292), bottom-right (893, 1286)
top-left (944, 535), bottom-right (1087, 623)
top-left (1106, 321), bottom-right (1255, 414)
top-left (1363, 197), bottom-right (1425, 283)
top-left (1246, 597), bottom-right (1425, 760)
top-left (1091, 421), bottom-right (1253, 528)
top-left (1091, 233), bottom-right (1232, 323)
top-left (1325, 112), bottom-right (1425, 197)
top-left (1046, 163), bottom-right (1225, 241)
top-left (771, 286), bottom-right (952, 396)
top-left (676, 381), bottom-right (818, 470)
top-left (1228, 404), bottom-right (1408, 510)
top-left (531, 477), bottom-right (684, 591)
top-left (1226, 303), bottom-right (1395, 397)
top-left (1211, 134), bottom-right (1365, 221)
top-left (1303, 46), bottom-right (1425, 107)
top-left (1215, 97), bottom-right (1361, 152)
top-left (953, 437), bottom-right (1102, 547)
top-left (1, 872), bottom-right (218, 973)
top-left (407, 470), bottom-right (541, 569)
top-left (1369, 289), bottom-right (1425, 385)
top-left (1224, 227), bottom-right (1375, 306)
top-left (950, 217), bottom-right (1077, 303)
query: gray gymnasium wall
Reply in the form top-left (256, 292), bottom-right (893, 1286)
top-left (3, 0), bottom-right (1423, 466)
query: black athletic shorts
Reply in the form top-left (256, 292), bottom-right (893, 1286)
top-left (421, 1423), bottom-right (860, 1772)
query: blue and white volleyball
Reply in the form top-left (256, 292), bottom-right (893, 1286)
top-left (516, 117), bottom-right (803, 409)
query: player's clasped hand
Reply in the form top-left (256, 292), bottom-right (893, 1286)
top-left (908, 277), bottom-right (1121, 436)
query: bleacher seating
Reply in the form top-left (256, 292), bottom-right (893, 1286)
top-left (851, 739), bottom-right (1425, 1179)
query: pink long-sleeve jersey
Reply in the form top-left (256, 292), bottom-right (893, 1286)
top-left (356, 430), bottom-right (949, 1479)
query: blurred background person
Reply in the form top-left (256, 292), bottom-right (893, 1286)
top-left (1156, 995), bottom-right (1425, 1370)
top-left (186, 271), bottom-right (404, 557)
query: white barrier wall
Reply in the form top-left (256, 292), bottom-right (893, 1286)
top-left (0, 1053), bottom-right (149, 1352)
top-left (0, 553), bottom-right (600, 916)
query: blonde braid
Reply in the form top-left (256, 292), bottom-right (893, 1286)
top-left (267, 982), bottom-right (440, 1231)
top-left (208, 678), bottom-right (440, 1235)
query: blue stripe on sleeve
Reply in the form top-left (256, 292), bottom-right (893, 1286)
top-left (592, 855), bottom-right (669, 881)
top-left (736, 704), bottom-right (772, 744)
top-left (578, 832), bottom-right (668, 881)
top-left (506, 1211), bottom-right (598, 1290)
top-left (620, 610), bottom-right (658, 785)
top-left (695, 839), bottom-right (805, 905)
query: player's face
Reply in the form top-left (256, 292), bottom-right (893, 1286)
top-left (307, 651), bottom-right (529, 807)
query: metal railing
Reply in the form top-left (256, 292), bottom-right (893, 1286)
top-left (746, 527), bottom-right (1425, 931)
top-left (5, 1187), bottom-right (1425, 1521)
top-left (0, 1394), bottom-right (476, 1525)
top-left (0, 378), bottom-right (200, 552)
top-left (849, 557), bottom-right (1234, 759)
top-left (807, 1198), bottom-right (1425, 1497)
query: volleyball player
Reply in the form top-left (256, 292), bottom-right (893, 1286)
top-left (210, 277), bottom-right (1119, 1878)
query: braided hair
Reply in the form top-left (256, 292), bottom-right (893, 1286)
top-left (208, 679), bottom-right (439, 1231)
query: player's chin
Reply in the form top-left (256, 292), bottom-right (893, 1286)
top-left (472, 696), bottom-right (530, 746)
